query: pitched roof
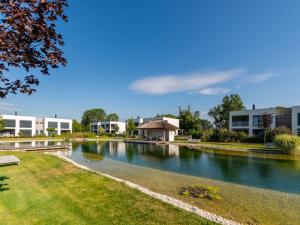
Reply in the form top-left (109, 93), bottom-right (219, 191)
top-left (138, 120), bottom-right (178, 130)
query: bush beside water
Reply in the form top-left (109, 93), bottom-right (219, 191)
top-left (274, 134), bottom-right (300, 155)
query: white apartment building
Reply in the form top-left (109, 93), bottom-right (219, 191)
top-left (229, 105), bottom-right (300, 136)
top-left (90, 121), bottom-right (126, 134)
top-left (0, 114), bottom-right (72, 137)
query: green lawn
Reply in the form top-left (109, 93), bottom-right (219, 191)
top-left (174, 140), bottom-right (273, 151)
top-left (0, 152), bottom-right (215, 225)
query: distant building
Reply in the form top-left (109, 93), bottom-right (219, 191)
top-left (229, 105), bottom-right (300, 136)
top-left (90, 121), bottom-right (126, 134)
top-left (0, 114), bottom-right (72, 137)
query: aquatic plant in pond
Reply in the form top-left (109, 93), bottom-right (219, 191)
top-left (179, 186), bottom-right (221, 200)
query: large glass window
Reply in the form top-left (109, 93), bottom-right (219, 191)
top-left (3, 119), bottom-right (16, 127)
top-left (20, 120), bottom-right (32, 128)
top-left (48, 122), bottom-right (58, 129)
top-left (298, 113), bottom-right (300, 126)
top-left (253, 115), bottom-right (262, 127)
top-left (19, 129), bottom-right (32, 136)
top-left (60, 122), bottom-right (69, 129)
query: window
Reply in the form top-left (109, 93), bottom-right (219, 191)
top-left (3, 119), bottom-right (16, 127)
top-left (60, 122), bottom-right (69, 129)
top-left (298, 113), bottom-right (300, 126)
top-left (48, 122), bottom-right (58, 129)
top-left (20, 120), bottom-right (32, 128)
top-left (19, 129), bottom-right (32, 136)
top-left (253, 115), bottom-right (261, 127)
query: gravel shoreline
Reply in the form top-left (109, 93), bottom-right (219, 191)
top-left (53, 152), bottom-right (241, 225)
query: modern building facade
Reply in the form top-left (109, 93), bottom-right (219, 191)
top-left (229, 106), bottom-right (300, 136)
top-left (0, 114), bottom-right (72, 137)
top-left (90, 121), bottom-right (126, 134)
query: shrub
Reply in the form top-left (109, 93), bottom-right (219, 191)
top-left (179, 185), bottom-right (221, 200)
top-left (274, 134), bottom-right (300, 154)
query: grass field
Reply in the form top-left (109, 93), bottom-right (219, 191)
top-left (0, 152), bottom-right (215, 225)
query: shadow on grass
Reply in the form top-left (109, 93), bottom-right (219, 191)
top-left (0, 176), bottom-right (9, 192)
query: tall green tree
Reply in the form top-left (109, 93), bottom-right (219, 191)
top-left (81, 108), bottom-right (106, 131)
top-left (126, 118), bottom-right (136, 137)
top-left (106, 113), bottom-right (119, 121)
top-left (72, 119), bottom-right (83, 132)
top-left (209, 94), bottom-right (245, 129)
top-left (178, 105), bottom-right (202, 134)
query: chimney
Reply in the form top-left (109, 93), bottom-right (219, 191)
top-left (55, 114), bottom-right (57, 118)
top-left (252, 104), bottom-right (256, 110)
top-left (15, 111), bottom-right (17, 116)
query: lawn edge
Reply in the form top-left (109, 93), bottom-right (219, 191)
top-left (51, 152), bottom-right (241, 225)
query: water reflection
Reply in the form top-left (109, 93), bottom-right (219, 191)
top-left (69, 141), bottom-right (300, 194)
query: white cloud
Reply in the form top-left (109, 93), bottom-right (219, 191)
top-left (245, 72), bottom-right (274, 83)
top-left (197, 87), bottom-right (230, 95)
top-left (130, 69), bottom-right (275, 95)
top-left (130, 69), bottom-right (242, 95)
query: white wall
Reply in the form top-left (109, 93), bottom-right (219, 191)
top-left (90, 121), bottom-right (126, 134)
top-left (1, 115), bottom-right (36, 136)
top-left (230, 108), bottom-right (276, 136)
top-left (43, 117), bottom-right (72, 136)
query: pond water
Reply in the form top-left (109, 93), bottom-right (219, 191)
top-left (67, 141), bottom-right (300, 194)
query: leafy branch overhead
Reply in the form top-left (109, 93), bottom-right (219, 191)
top-left (0, 0), bottom-right (68, 98)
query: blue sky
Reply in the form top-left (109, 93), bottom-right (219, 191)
top-left (1, 0), bottom-right (300, 121)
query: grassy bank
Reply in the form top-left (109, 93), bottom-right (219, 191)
top-left (174, 140), bottom-right (274, 151)
top-left (0, 152), bottom-right (215, 225)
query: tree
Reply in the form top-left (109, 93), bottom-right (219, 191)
top-left (47, 127), bottom-right (56, 136)
top-left (72, 119), bottom-right (82, 132)
top-left (114, 124), bottom-right (119, 134)
top-left (200, 119), bottom-right (214, 130)
top-left (0, 115), bottom-right (5, 132)
top-left (126, 118), bottom-right (136, 137)
top-left (98, 126), bottom-right (106, 136)
top-left (209, 94), bottom-right (245, 129)
top-left (81, 108), bottom-right (106, 131)
top-left (0, 0), bottom-right (68, 98)
top-left (260, 113), bottom-right (274, 146)
top-left (178, 105), bottom-right (202, 135)
top-left (106, 113), bottom-right (119, 121)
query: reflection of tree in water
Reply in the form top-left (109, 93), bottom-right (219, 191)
top-left (179, 147), bottom-right (202, 160)
top-left (80, 141), bottom-right (104, 161)
top-left (207, 153), bottom-right (249, 182)
top-left (125, 143), bottom-right (137, 162)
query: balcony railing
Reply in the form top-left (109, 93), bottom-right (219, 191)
top-left (232, 121), bottom-right (249, 127)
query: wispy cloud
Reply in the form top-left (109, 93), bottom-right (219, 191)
top-left (197, 87), bottom-right (230, 95)
top-left (244, 72), bottom-right (274, 83)
top-left (130, 69), bottom-right (242, 95)
top-left (130, 69), bottom-right (275, 95)
top-left (0, 102), bottom-right (18, 111)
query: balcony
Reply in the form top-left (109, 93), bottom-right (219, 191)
top-left (232, 121), bottom-right (249, 127)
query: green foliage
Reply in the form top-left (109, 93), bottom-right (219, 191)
top-left (274, 134), bottom-right (300, 154)
top-left (178, 105), bottom-right (202, 134)
top-left (126, 118), bottom-right (136, 137)
top-left (72, 119), bottom-right (83, 132)
top-left (210, 129), bottom-right (247, 142)
top-left (114, 124), bottom-right (120, 133)
top-left (209, 94), bottom-right (245, 129)
top-left (179, 185), bottom-right (221, 200)
top-left (98, 126), bottom-right (106, 136)
top-left (60, 132), bottom-right (97, 138)
top-left (0, 115), bottom-right (5, 131)
top-left (81, 108), bottom-right (106, 131)
top-left (106, 113), bottom-right (119, 121)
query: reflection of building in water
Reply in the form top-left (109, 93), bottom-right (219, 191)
top-left (56, 150), bottom-right (72, 157)
top-left (168, 144), bottom-right (179, 156)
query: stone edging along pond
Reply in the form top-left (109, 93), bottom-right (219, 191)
top-left (52, 152), bottom-right (241, 225)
